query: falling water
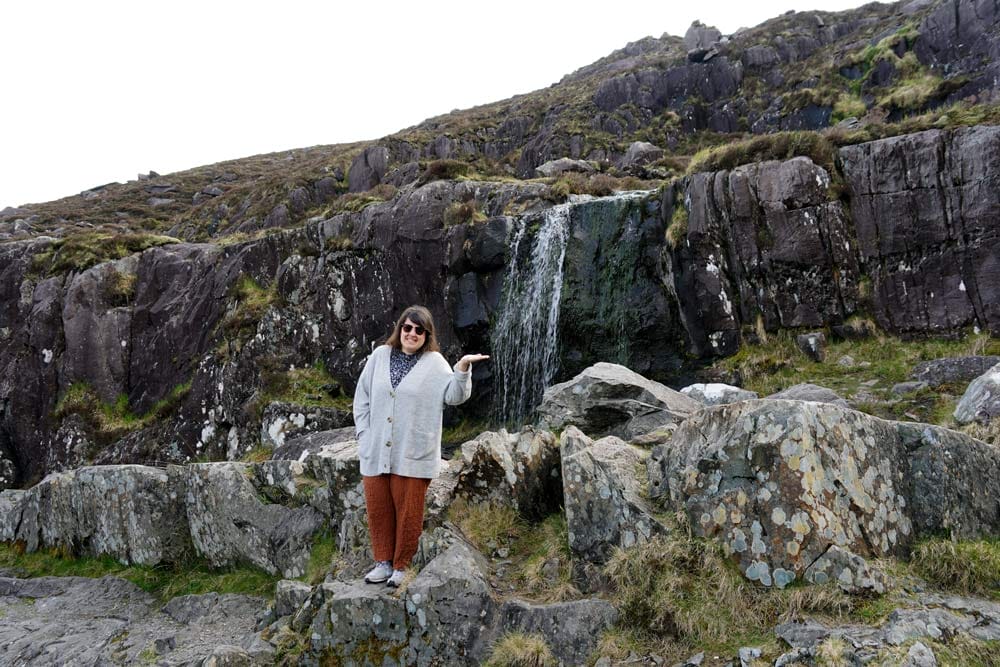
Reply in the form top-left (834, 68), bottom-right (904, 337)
top-left (491, 204), bottom-right (572, 427)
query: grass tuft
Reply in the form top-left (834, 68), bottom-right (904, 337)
top-left (29, 232), bottom-right (179, 276)
top-left (665, 205), bottom-right (688, 249)
top-left (909, 538), bottom-right (1000, 600)
top-left (484, 633), bottom-right (557, 667)
top-left (687, 131), bottom-right (836, 176)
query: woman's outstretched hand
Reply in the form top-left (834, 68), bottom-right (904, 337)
top-left (457, 354), bottom-right (490, 372)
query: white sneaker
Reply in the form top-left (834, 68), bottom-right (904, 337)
top-left (364, 561), bottom-right (392, 584)
top-left (386, 569), bottom-right (406, 588)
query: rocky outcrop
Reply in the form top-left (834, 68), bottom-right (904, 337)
top-left (280, 535), bottom-right (617, 666)
top-left (1, 448), bottom-right (367, 576)
top-left (775, 593), bottom-right (1000, 664)
top-left (0, 576), bottom-right (270, 665)
top-left (649, 400), bottom-right (1000, 588)
top-left (537, 362), bottom-right (700, 440)
top-left (839, 126), bottom-right (1000, 335)
top-left (665, 156), bottom-right (859, 357)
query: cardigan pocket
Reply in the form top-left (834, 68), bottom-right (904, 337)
top-left (403, 430), bottom-right (437, 462)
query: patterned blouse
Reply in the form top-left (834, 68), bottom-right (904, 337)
top-left (389, 348), bottom-right (421, 388)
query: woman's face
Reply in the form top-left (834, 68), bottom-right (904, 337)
top-left (400, 318), bottom-right (426, 355)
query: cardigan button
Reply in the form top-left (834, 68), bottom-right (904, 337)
top-left (385, 441), bottom-right (392, 447)
top-left (387, 416), bottom-right (392, 423)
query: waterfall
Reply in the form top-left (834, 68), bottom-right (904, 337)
top-left (491, 204), bottom-right (572, 427)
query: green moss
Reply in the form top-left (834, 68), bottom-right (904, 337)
top-left (442, 200), bottom-right (487, 227)
top-left (418, 159), bottom-right (470, 184)
top-left (832, 93), bottom-right (867, 122)
top-left (0, 543), bottom-right (279, 602)
top-left (257, 358), bottom-right (352, 414)
top-left (221, 275), bottom-right (282, 339)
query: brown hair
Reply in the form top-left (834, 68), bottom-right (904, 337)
top-left (385, 305), bottom-right (440, 354)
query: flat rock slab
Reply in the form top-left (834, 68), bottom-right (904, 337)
top-left (0, 576), bottom-right (268, 665)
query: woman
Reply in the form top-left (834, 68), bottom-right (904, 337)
top-left (352, 305), bottom-right (488, 587)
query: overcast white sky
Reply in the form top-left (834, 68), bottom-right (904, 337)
top-left (1, 0), bottom-right (874, 208)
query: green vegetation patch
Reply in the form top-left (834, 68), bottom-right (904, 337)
top-left (721, 328), bottom-right (1000, 425)
top-left (665, 205), bottom-right (688, 249)
top-left (30, 231), bottom-right (179, 276)
top-left (443, 200), bottom-right (487, 227)
top-left (687, 131), bottom-right (836, 175)
top-left (484, 632), bottom-right (558, 667)
top-left (418, 159), bottom-right (470, 185)
top-left (257, 358), bottom-right (352, 413)
top-left (448, 502), bottom-right (580, 603)
top-left (302, 530), bottom-right (339, 586)
top-left (54, 381), bottom-right (191, 447)
top-left (220, 275), bottom-right (282, 339)
top-left (0, 544), bottom-right (279, 602)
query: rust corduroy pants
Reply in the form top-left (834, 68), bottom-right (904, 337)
top-left (363, 473), bottom-right (431, 569)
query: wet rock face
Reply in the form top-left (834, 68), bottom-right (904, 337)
top-left (537, 362), bottom-right (700, 440)
top-left (668, 157), bottom-right (859, 357)
top-left (650, 400), bottom-right (914, 588)
top-left (839, 126), bottom-right (1000, 335)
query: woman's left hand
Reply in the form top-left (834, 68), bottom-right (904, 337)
top-left (457, 354), bottom-right (490, 372)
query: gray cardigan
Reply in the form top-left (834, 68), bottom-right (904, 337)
top-left (352, 345), bottom-right (472, 478)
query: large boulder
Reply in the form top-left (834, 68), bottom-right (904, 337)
top-left (953, 361), bottom-right (1000, 424)
top-left (348, 145), bottom-right (390, 192)
top-left (649, 400), bottom-right (1000, 588)
top-left (450, 428), bottom-right (562, 519)
top-left (537, 362), bottom-right (700, 439)
top-left (534, 157), bottom-right (596, 177)
top-left (561, 426), bottom-right (667, 567)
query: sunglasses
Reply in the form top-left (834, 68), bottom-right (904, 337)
top-left (401, 323), bottom-right (426, 335)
